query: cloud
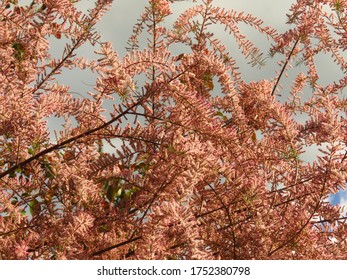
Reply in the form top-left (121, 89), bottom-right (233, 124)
top-left (336, 190), bottom-right (347, 213)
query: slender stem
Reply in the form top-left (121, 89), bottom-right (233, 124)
top-left (0, 98), bottom-right (145, 180)
top-left (271, 37), bottom-right (300, 96)
top-left (0, 61), bottom-right (198, 180)
top-left (91, 181), bottom-right (169, 257)
top-left (92, 235), bottom-right (142, 256)
top-left (268, 168), bottom-right (328, 256)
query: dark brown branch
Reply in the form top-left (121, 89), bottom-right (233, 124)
top-left (268, 169), bottom-right (328, 256)
top-left (0, 97), bottom-right (145, 180)
top-left (92, 235), bottom-right (142, 256)
top-left (0, 224), bottom-right (39, 237)
top-left (32, 38), bottom-right (83, 97)
top-left (271, 37), bottom-right (300, 96)
top-left (91, 181), bottom-right (169, 256)
top-left (311, 216), bottom-right (347, 224)
top-left (207, 182), bottom-right (237, 259)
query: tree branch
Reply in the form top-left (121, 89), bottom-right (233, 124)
top-left (92, 235), bottom-right (142, 257)
top-left (271, 37), bottom-right (300, 96)
top-left (0, 97), bottom-right (145, 180)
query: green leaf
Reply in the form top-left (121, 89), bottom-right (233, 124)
top-left (98, 224), bottom-right (110, 233)
top-left (11, 197), bottom-right (18, 205)
top-left (280, 147), bottom-right (300, 161)
top-left (27, 148), bottom-right (34, 155)
top-left (135, 161), bottom-right (150, 176)
top-left (8, 171), bottom-right (16, 178)
top-left (215, 111), bottom-right (228, 121)
top-left (40, 160), bottom-right (55, 178)
top-left (202, 70), bottom-right (214, 90)
top-left (6, 143), bottom-right (13, 152)
top-left (124, 187), bottom-right (139, 199)
top-left (105, 179), bottom-right (121, 202)
top-left (12, 42), bottom-right (25, 60)
top-left (334, 1), bottom-right (342, 12)
top-left (29, 198), bottom-right (40, 216)
top-left (116, 187), bottom-right (123, 198)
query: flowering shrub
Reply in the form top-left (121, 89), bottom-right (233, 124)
top-left (1, 0), bottom-right (347, 259)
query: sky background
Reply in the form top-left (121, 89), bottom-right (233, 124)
top-left (46, 0), bottom-right (347, 210)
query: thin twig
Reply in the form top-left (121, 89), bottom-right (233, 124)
top-left (0, 98), bottom-right (145, 180)
top-left (92, 235), bottom-right (142, 256)
top-left (271, 37), bottom-right (300, 96)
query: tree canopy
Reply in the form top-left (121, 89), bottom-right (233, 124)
top-left (1, 0), bottom-right (347, 259)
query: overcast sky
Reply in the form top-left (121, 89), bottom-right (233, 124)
top-left (49, 0), bottom-right (347, 208)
